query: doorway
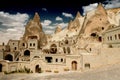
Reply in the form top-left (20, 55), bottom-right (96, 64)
top-left (35, 65), bottom-right (41, 73)
top-left (71, 61), bottom-right (77, 70)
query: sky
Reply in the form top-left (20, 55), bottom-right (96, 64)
top-left (0, 0), bottom-right (120, 44)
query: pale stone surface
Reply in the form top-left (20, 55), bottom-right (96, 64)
top-left (0, 3), bottom-right (120, 77)
top-left (1, 63), bottom-right (120, 80)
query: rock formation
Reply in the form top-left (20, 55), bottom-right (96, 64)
top-left (67, 11), bottom-right (82, 32)
top-left (83, 3), bottom-right (110, 37)
top-left (107, 8), bottom-right (120, 26)
top-left (23, 12), bottom-right (47, 47)
top-left (55, 25), bottom-right (62, 34)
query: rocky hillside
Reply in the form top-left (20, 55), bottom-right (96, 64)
top-left (51, 3), bottom-right (120, 42)
top-left (51, 12), bottom-right (84, 41)
top-left (82, 3), bottom-right (110, 37)
top-left (23, 12), bottom-right (47, 46)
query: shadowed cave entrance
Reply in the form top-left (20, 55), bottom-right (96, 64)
top-left (24, 50), bottom-right (30, 56)
top-left (5, 54), bottom-right (13, 61)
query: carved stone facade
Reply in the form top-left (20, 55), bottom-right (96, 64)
top-left (0, 3), bottom-right (120, 73)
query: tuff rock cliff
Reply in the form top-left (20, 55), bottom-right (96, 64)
top-left (23, 12), bottom-right (47, 47)
top-left (67, 11), bottom-right (83, 32)
top-left (82, 3), bottom-right (110, 37)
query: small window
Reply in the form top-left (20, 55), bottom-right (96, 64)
top-left (98, 37), bottom-right (102, 42)
top-left (61, 58), bottom-right (63, 62)
top-left (30, 43), bottom-right (32, 46)
top-left (2, 42), bottom-right (4, 46)
top-left (56, 59), bottom-right (58, 62)
top-left (14, 47), bottom-right (17, 50)
top-left (118, 34), bottom-right (120, 39)
top-left (61, 43), bottom-right (63, 45)
top-left (22, 43), bottom-right (25, 46)
top-left (65, 40), bottom-right (68, 44)
top-left (89, 48), bottom-right (91, 51)
top-left (33, 43), bottom-right (35, 46)
top-left (85, 63), bottom-right (90, 69)
top-left (115, 35), bottom-right (117, 40)
top-left (91, 33), bottom-right (96, 37)
top-left (110, 36), bottom-right (112, 40)
top-left (13, 43), bottom-right (14, 45)
top-left (102, 27), bottom-right (104, 30)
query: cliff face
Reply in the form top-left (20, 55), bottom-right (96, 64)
top-left (67, 11), bottom-right (82, 32)
top-left (107, 8), bottom-right (120, 26)
top-left (23, 12), bottom-right (47, 47)
top-left (83, 3), bottom-right (110, 36)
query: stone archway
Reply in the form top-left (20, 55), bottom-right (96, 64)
top-left (0, 64), bottom-right (2, 72)
top-left (50, 44), bottom-right (57, 54)
top-left (24, 50), bottom-right (30, 56)
top-left (35, 65), bottom-right (41, 73)
top-left (5, 54), bottom-right (13, 61)
top-left (71, 61), bottom-right (77, 70)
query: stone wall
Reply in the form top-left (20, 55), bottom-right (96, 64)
top-left (82, 48), bottom-right (120, 70)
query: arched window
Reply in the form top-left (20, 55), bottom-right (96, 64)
top-left (30, 43), bottom-right (32, 46)
top-left (56, 58), bottom-right (58, 62)
top-left (14, 47), bottom-right (17, 50)
top-left (61, 58), bottom-right (63, 62)
top-left (63, 47), bottom-right (66, 53)
top-left (24, 50), bottom-right (30, 56)
top-left (33, 43), bottom-right (35, 46)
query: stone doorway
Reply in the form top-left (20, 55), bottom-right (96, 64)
top-left (35, 65), bottom-right (41, 73)
top-left (5, 54), bottom-right (13, 61)
top-left (71, 61), bottom-right (77, 70)
top-left (0, 64), bottom-right (2, 72)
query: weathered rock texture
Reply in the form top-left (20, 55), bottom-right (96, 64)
top-left (23, 12), bottom-right (47, 47)
top-left (67, 11), bottom-right (82, 32)
top-left (83, 3), bottom-right (110, 36)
